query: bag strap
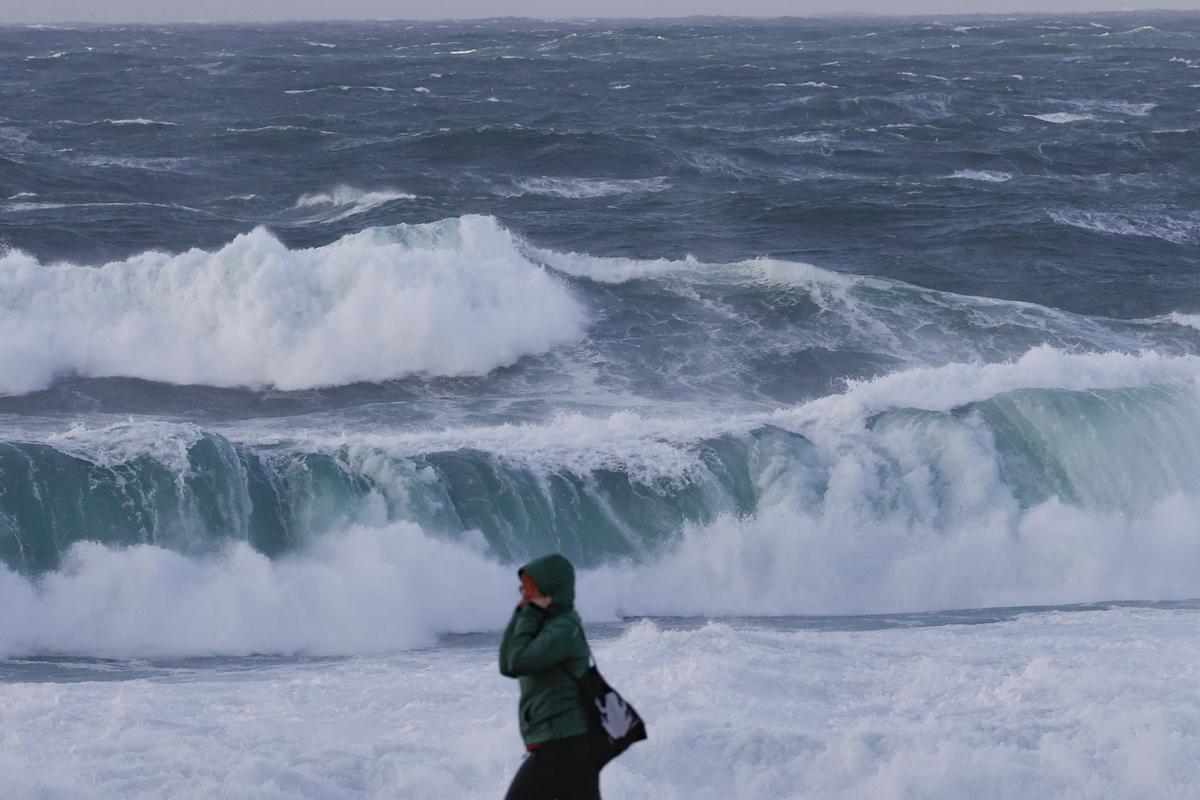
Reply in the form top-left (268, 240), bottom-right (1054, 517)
top-left (559, 617), bottom-right (594, 682)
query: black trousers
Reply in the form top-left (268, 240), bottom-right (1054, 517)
top-left (504, 733), bottom-right (601, 800)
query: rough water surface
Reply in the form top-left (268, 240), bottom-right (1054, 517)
top-left (2, 12), bottom-right (1200, 799)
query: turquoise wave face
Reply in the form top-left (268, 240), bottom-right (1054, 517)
top-left (0, 425), bottom-right (789, 574)
top-left (4, 378), bottom-right (1198, 576)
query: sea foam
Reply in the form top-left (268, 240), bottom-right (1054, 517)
top-left (6, 610), bottom-right (1200, 798)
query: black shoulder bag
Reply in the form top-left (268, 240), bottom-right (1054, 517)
top-left (563, 626), bottom-right (648, 769)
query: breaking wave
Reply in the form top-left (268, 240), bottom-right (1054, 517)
top-left (0, 215), bottom-right (587, 394)
top-left (2, 348), bottom-right (1200, 655)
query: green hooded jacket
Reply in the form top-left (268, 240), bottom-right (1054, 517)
top-left (498, 554), bottom-right (591, 746)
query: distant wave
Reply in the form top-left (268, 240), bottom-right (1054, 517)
top-left (1076, 100), bottom-right (1156, 117)
top-left (55, 118), bottom-right (179, 127)
top-left (1049, 209), bottom-right (1198, 245)
top-left (73, 155), bottom-right (192, 173)
top-left (106, 118), bottom-right (179, 127)
top-left (292, 185), bottom-right (415, 221)
top-left (284, 85), bottom-right (395, 94)
top-left (3, 199), bottom-right (211, 214)
top-left (508, 176), bottom-right (669, 199)
top-left (1027, 112), bottom-right (1095, 124)
top-left (225, 125), bottom-right (338, 135)
top-left (1027, 102), bottom-right (1154, 124)
top-left (945, 170), bottom-right (1013, 183)
top-left (786, 132), bottom-right (838, 144)
top-left (0, 215), bottom-right (586, 395)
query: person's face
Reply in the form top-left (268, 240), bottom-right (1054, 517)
top-left (520, 572), bottom-right (541, 601)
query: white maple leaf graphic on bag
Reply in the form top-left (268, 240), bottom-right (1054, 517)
top-left (595, 691), bottom-right (634, 740)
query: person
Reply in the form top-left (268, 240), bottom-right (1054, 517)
top-left (500, 554), bottom-right (600, 800)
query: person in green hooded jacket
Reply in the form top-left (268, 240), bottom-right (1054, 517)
top-left (500, 553), bottom-right (600, 800)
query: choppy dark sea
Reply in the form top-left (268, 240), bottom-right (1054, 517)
top-left (1, 12), bottom-right (1199, 630)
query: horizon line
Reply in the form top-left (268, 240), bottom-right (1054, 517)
top-left (6, 7), bottom-right (1200, 27)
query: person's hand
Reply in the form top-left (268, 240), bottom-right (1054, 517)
top-left (529, 595), bottom-right (552, 610)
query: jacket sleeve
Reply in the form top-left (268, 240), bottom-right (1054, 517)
top-left (498, 607), bottom-right (521, 677)
top-left (501, 606), bottom-right (579, 676)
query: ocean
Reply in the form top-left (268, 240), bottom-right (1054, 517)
top-left (2, 12), bottom-right (1200, 798)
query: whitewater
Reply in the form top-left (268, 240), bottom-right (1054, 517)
top-left (3, 12), bottom-right (1200, 800)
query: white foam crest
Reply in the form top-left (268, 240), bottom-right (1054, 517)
top-left (310, 411), bottom-right (729, 483)
top-left (1027, 112), bottom-right (1095, 124)
top-left (73, 155), bottom-right (192, 172)
top-left (776, 346), bottom-right (1200, 442)
top-left (945, 169), bottom-right (1013, 183)
top-left (105, 118), bottom-right (178, 127)
top-left (0, 215), bottom-right (587, 395)
top-left (786, 131), bottom-right (838, 144)
top-left (1076, 100), bottom-right (1156, 116)
top-left (508, 176), bottom-right (669, 199)
top-left (278, 348), bottom-right (1200, 486)
top-left (531, 245), bottom-right (699, 284)
top-left (1169, 312), bottom-right (1200, 332)
top-left (225, 125), bottom-right (337, 135)
top-left (3, 200), bottom-right (207, 214)
top-left (292, 185), bottom-right (415, 221)
top-left (1049, 209), bottom-right (1198, 245)
top-left (535, 249), bottom-right (856, 289)
top-left (284, 85), bottom-right (394, 94)
top-left (3, 201), bottom-right (67, 212)
top-left (45, 420), bottom-right (206, 474)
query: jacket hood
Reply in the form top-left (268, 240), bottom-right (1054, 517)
top-left (519, 553), bottom-right (576, 613)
